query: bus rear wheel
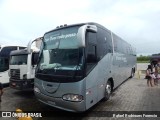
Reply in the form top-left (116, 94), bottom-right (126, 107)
top-left (104, 80), bottom-right (112, 101)
top-left (130, 68), bottom-right (135, 78)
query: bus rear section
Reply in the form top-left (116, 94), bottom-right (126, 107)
top-left (34, 23), bottom-right (136, 112)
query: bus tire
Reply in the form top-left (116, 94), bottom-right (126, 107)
top-left (130, 68), bottom-right (135, 78)
top-left (104, 80), bottom-right (112, 101)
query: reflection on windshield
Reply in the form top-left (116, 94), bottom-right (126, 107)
top-left (39, 49), bottom-right (82, 71)
top-left (43, 26), bottom-right (79, 50)
top-left (10, 55), bottom-right (28, 65)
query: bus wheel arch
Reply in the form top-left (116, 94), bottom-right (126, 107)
top-left (104, 78), bottom-right (113, 101)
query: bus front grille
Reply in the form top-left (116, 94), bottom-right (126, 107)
top-left (10, 69), bottom-right (20, 80)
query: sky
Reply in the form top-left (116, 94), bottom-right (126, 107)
top-left (0, 0), bottom-right (160, 56)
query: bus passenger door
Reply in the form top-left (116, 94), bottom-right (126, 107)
top-left (85, 32), bottom-right (98, 110)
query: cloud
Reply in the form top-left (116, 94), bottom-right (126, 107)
top-left (0, 0), bottom-right (93, 46)
top-left (0, 0), bottom-right (160, 55)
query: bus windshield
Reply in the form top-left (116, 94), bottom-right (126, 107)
top-left (37, 26), bottom-right (84, 75)
top-left (0, 46), bottom-right (25, 72)
top-left (10, 55), bottom-right (28, 65)
top-left (40, 49), bottom-right (82, 70)
top-left (0, 57), bottom-right (9, 72)
top-left (43, 26), bottom-right (80, 50)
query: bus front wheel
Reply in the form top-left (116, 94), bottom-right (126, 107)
top-left (104, 80), bottom-right (112, 101)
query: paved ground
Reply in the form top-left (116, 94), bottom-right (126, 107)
top-left (137, 63), bottom-right (148, 70)
top-left (1, 63), bottom-right (160, 120)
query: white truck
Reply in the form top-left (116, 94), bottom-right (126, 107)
top-left (9, 37), bottom-right (42, 90)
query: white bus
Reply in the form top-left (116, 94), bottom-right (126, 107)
top-left (34, 22), bottom-right (136, 112)
top-left (0, 45), bottom-right (26, 85)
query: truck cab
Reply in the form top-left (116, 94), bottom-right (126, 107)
top-left (9, 38), bottom-right (42, 90)
top-left (9, 48), bottom-right (39, 90)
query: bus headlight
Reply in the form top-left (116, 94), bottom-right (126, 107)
top-left (34, 87), bottom-right (40, 93)
top-left (62, 94), bottom-right (83, 102)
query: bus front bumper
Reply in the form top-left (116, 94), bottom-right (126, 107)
top-left (35, 92), bottom-right (86, 112)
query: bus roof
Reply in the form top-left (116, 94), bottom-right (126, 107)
top-left (44, 22), bottom-right (133, 48)
top-left (45, 22), bottom-right (111, 35)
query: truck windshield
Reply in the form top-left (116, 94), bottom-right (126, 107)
top-left (10, 55), bottom-right (28, 65)
top-left (36, 26), bottom-right (84, 75)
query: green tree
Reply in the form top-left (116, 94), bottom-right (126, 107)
top-left (137, 55), bottom-right (150, 62)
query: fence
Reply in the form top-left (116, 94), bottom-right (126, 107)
top-left (136, 70), bottom-right (146, 79)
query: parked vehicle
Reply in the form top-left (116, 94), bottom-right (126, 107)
top-left (150, 54), bottom-right (160, 66)
top-left (9, 37), bottom-right (42, 90)
top-left (34, 22), bottom-right (136, 112)
top-left (0, 45), bottom-right (26, 85)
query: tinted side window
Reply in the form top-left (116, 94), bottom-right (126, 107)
top-left (97, 28), bottom-right (113, 60)
top-left (0, 58), bottom-right (9, 72)
top-left (87, 44), bottom-right (96, 63)
top-left (113, 34), bottom-right (125, 54)
top-left (0, 47), bottom-right (17, 57)
top-left (19, 47), bottom-right (26, 50)
top-left (4, 58), bottom-right (9, 70)
top-left (86, 32), bottom-right (97, 74)
top-left (87, 32), bottom-right (97, 44)
top-left (103, 30), bottom-right (113, 55)
top-left (32, 53), bottom-right (39, 65)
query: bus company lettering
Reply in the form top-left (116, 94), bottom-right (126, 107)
top-left (45, 33), bottom-right (77, 42)
top-left (116, 56), bottom-right (127, 62)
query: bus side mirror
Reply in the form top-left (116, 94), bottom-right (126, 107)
top-left (77, 25), bottom-right (97, 47)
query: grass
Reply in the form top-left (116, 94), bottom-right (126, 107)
top-left (137, 61), bottom-right (149, 63)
